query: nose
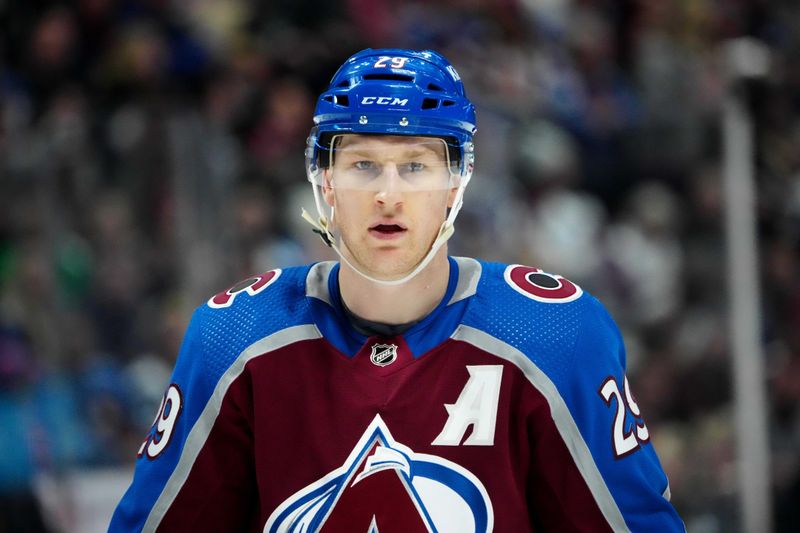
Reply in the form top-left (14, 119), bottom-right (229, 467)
top-left (374, 164), bottom-right (404, 207)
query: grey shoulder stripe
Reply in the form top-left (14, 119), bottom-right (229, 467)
top-left (451, 325), bottom-right (631, 533)
top-left (448, 257), bottom-right (482, 305)
top-left (306, 261), bottom-right (336, 305)
top-left (144, 324), bottom-right (322, 532)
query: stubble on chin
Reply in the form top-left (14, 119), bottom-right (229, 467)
top-left (341, 232), bottom-right (421, 279)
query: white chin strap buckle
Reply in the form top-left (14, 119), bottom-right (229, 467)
top-left (301, 209), bottom-right (335, 247)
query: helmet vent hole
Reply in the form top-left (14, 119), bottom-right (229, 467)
top-left (334, 95), bottom-right (349, 106)
top-left (427, 83), bottom-right (443, 91)
top-left (323, 95), bottom-right (334, 102)
top-left (421, 98), bottom-right (439, 110)
top-left (442, 100), bottom-right (456, 107)
top-left (363, 73), bottom-right (414, 82)
top-left (336, 80), bottom-right (350, 88)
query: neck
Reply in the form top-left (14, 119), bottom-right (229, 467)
top-left (338, 249), bottom-right (451, 325)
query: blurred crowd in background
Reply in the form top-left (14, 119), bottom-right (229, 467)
top-left (1, 0), bottom-right (799, 531)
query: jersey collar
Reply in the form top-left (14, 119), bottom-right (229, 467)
top-left (305, 257), bottom-right (481, 358)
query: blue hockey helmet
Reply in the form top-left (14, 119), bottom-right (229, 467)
top-left (306, 48), bottom-right (477, 182)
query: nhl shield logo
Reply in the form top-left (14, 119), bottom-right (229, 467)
top-left (370, 343), bottom-right (398, 367)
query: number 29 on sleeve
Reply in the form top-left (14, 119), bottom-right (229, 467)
top-left (599, 376), bottom-right (650, 458)
top-left (138, 383), bottom-right (183, 460)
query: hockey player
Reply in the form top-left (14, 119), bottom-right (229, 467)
top-left (110, 49), bottom-right (685, 532)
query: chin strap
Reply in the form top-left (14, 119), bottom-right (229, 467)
top-left (301, 208), bottom-right (455, 286)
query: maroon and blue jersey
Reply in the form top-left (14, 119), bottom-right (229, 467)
top-left (110, 257), bottom-right (684, 532)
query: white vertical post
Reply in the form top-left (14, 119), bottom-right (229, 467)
top-left (722, 38), bottom-right (772, 533)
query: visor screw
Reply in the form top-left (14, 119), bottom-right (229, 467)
top-left (359, 115), bottom-right (368, 125)
top-left (399, 117), bottom-right (409, 126)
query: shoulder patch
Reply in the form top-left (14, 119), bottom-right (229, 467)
top-left (207, 269), bottom-right (282, 309)
top-left (503, 264), bottom-right (582, 304)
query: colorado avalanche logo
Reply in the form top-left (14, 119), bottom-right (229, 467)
top-left (208, 269), bottom-right (281, 309)
top-left (504, 264), bottom-right (582, 304)
top-left (265, 415), bottom-right (493, 533)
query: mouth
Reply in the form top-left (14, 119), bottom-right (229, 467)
top-left (368, 223), bottom-right (407, 240)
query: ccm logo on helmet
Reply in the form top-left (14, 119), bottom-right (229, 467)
top-left (360, 96), bottom-right (409, 106)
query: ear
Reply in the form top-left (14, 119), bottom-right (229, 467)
top-left (447, 185), bottom-right (459, 209)
top-left (322, 169), bottom-right (335, 207)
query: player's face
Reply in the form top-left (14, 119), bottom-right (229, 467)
top-left (323, 134), bottom-right (457, 279)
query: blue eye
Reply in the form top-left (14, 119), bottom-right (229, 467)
top-left (404, 162), bottom-right (425, 172)
top-left (354, 161), bottom-right (376, 171)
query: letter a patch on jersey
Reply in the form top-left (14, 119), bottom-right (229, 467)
top-left (265, 414), bottom-right (493, 533)
top-left (432, 365), bottom-right (503, 446)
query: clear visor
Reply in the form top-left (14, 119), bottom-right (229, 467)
top-left (308, 134), bottom-right (460, 191)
